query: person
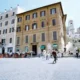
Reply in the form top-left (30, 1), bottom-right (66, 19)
top-left (42, 50), bottom-right (46, 59)
top-left (57, 51), bottom-right (61, 58)
top-left (46, 49), bottom-right (50, 60)
top-left (52, 49), bottom-right (57, 63)
top-left (69, 51), bottom-right (71, 55)
top-left (76, 49), bottom-right (79, 58)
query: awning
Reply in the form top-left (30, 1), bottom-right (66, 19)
top-left (40, 45), bottom-right (46, 49)
top-left (52, 44), bottom-right (58, 48)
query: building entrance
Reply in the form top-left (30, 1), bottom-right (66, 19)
top-left (2, 47), bottom-right (5, 54)
top-left (32, 45), bottom-right (37, 56)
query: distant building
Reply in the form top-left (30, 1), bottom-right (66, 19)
top-left (77, 27), bottom-right (80, 34)
top-left (0, 6), bottom-right (24, 54)
top-left (66, 20), bottom-right (75, 38)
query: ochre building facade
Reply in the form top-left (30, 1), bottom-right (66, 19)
top-left (16, 2), bottom-right (67, 54)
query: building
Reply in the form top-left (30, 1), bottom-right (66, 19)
top-left (77, 27), bottom-right (80, 34)
top-left (0, 6), bottom-right (24, 54)
top-left (72, 32), bottom-right (80, 49)
top-left (67, 20), bottom-right (75, 38)
top-left (16, 2), bottom-right (67, 55)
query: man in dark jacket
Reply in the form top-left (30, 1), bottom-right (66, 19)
top-left (52, 49), bottom-right (57, 63)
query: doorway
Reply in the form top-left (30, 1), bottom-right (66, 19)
top-left (32, 45), bottom-right (37, 56)
top-left (2, 47), bottom-right (5, 54)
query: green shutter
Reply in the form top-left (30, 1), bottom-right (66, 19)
top-left (40, 45), bottom-right (46, 49)
top-left (52, 44), bottom-right (58, 48)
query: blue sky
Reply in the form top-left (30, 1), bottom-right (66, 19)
top-left (0, 0), bottom-right (80, 30)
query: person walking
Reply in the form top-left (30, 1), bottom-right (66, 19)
top-left (46, 49), bottom-right (51, 60)
top-left (76, 49), bottom-right (79, 58)
top-left (52, 49), bottom-right (57, 63)
top-left (42, 50), bottom-right (46, 59)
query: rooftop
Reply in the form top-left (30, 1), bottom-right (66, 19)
top-left (17, 2), bottom-right (64, 15)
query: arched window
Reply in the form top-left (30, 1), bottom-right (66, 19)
top-left (32, 23), bottom-right (37, 29)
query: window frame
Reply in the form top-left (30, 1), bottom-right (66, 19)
top-left (41, 21), bottom-right (45, 28)
top-left (0, 23), bottom-right (2, 27)
top-left (52, 19), bottom-right (56, 26)
top-left (42, 33), bottom-right (45, 41)
top-left (32, 13), bottom-right (37, 19)
top-left (17, 37), bottom-right (20, 45)
top-left (17, 17), bottom-right (22, 22)
top-left (17, 27), bottom-right (21, 32)
top-left (5, 14), bottom-right (8, 18)
top-left (10, 38), bottom-right (12, 43)
top-left (32, 23), bottom-right (37, 29)
top-left (11, 19), bottom-right (15, 24)
top-left (5, 21), bottom-right (8, 26)
top-left (25, 25), bottom-right (30, 31)
top-left (26, 15), bottom-right (30, 20)
top-left (40, 11), bottom-right (45, 17)
top-left (53, 31), bottom-right (57, 40)
top-left (25, 35), bottom-right (28, 43)
top-left (50, 8), bottom-right (56, 14)
top-left (33, 34), bottom-right (36, 42)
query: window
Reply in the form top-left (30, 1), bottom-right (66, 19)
top-left (32, 23), bottom-right (37, 29)
top-left (78, 40), bottom-right (80, 42)
top-left (0, 30), bottom-right (1, 35)
top-left (0, 23), bottom-right (2, 27)
top-left (3, 30), bottom-right (5, 34)
top-left (17, 37), bottom-right (20, 45)
top-left (40, 11), bottom-right (45, 17)
top-left (0, 16), bottom-right (2, 20)
top-left (41, 21), bottom-right (45, 28)
top-left (8, 47), bottom-right (13, 53)
top-left (50, 8), bottom-right (56, 14)
top-left (33, 34), bottom-right (36, 42)
top-left (5, 14), bottom-right (8, 18)
top-left (10, 38), bottom-right (12, 43)
top-left (25, 36), bottom-right (28, 43)
top-left (26, 15), bottom-right (30, 20)
top-left (5, 21), bottom-right (8, 26)
top-left (3, 29), bottom-right (7, 34)
top-left (25, 25), bottom-right (29, 31)
top-left (17, 27), bottom-right (21, 32)
top-left (11, 19), bottom-right (15, 24)
top-left (12, 12), bottom-right (15, 16)
top-left (9, 28), bottom-right (11, 33)
top-left (42, 33), bottom-right (45, 41)
top-left (2, 39), bottom-right (5, 44)
top-left (17, 17), bottom-right (22, 22)
top-left (32, 13), bottom-right (37, 18)
top-left (12, 27), bottom-right (14, 32)
top-left (5, 29), bottom-right (7, 33)
top-left (52, 19), bottom-right (56, 26)
top-left (53, 31), bottom-right (57, 40)
top-left (24, 46), bottom-right (28, 52)
top-left (16, 48), bottom-right (20, 52)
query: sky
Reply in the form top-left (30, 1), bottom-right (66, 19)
top-left (0, 0), bottom-right (80, 31)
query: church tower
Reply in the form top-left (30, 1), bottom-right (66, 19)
top-left (68, 20), bottom-right (74, 37)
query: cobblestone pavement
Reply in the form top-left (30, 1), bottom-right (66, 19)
top-left (0, 57), bottom-right (80, 80)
